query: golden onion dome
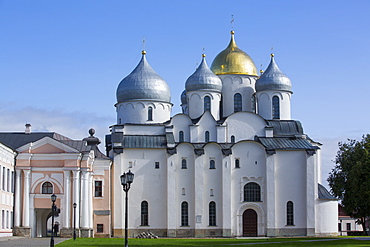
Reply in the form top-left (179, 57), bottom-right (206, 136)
top-left (211, 31), bottom-right (258, 76)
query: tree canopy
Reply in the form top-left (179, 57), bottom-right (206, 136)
top-left (328, 134), bottom-right (370, 234)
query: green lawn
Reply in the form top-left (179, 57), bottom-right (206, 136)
top-left (56, 237), bottom-right (370, 247)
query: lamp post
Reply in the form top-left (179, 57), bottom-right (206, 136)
top-left (121, 170), bottom-right (134, 247)
top-left (73, 202), bottom-right (77, 241)
top-left (50, 194), bottom-right (57, 247)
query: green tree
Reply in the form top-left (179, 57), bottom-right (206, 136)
top-left (328, 134), bottom-right (370, 235)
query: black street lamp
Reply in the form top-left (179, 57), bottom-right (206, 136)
top-left (121, 170), bottom-right (134, 247)
top-left (50, 194), bottom-right (57, 247)
top-left (73, 202), bottom-right (77, 241)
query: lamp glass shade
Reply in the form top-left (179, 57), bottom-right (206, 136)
top-left (51, 194), bottom-right (57, 202)
top-left (120, 174), bottom-right (127, 185)
top-left (126, 170), bottom-right (134, 184)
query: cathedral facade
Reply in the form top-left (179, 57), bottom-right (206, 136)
top-left (107, 31), bottom-right (338, 237)
top-left (0, 31), bottom-right (338, 238)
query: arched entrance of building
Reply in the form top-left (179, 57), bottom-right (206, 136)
top-left (35, 209), bottom-right (60, 237)
top-left (242, 209), bottom-right (257, 236)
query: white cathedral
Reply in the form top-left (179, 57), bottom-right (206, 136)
top-left (107, 31), bottom-right (338, 237)
top-left (0, 31), bottom-right (338, 238)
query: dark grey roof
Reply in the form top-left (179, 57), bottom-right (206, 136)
top-left (122, 135), bottom-right (168, 148)
top-left (0, 132), bottom-right (109, 160)
top-left (257, 137), bottom-right (319, 150)
top-left (265, 120), bottom-right (303, 136)
top-left (0, 132), bottom-right (71, 150)
top-left (318, 184), bottom-right (337, 200)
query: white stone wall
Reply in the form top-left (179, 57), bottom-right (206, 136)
top-left (0, 143), bottom-right (15, 237)
top-left (116, 101), bottom-right (172, 124)
top-left (218, 74), bottom-right (257, 117)
top-left (316, 200), bottom-right (338, 235)
top-left (256, 91), bottom-right (291, 120)
top-left (186, 91), bottom-right (221, 120)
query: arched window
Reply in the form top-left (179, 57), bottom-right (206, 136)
top-left (209, 201), bottom-right (216, 226)
top-left (234, 93), bottom-right (242, 112)
top-left (182, 188), bottom-right (186, 195)
top-left (204, 96), bottom-right (211, 112)
top-left (210, 189), bottom-right (214, 197)
top-left (148, 106), bottom-right (153, 121)
top-left (42, 182), bottom-right (53, 194)
top-left (181, 159), bottom-right (187, 169)
top-left (235, 159), bottom-right (240, 168)
top-left (205, 131), bottom-right (210, 142)
top-left (141, 201), bottom-right (149, 226)
top-left (251, 96), bottom-right (256, 113)
top-left (287, 201), bottom-right (294, 225)
top-left (179, 131), bottom-right (184, 142)
top-left (272, 96), bottom-right (280, 119)
top-left (231, 135), bottom-right (235, 143)
top-left (181, 201), bottom-right (189, 226)
top-left (210, 160), bottom-right (215, 169)
top-left (244, 182), bottom-right (261, 202)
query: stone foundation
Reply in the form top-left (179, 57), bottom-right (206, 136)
top-left (60, 227), bottom-right (80, 238)
top-left (80, 228), bottom-right (94, 238)
top-left (13, 227), bottom-right (31, 237)
top-left (266, 228), bottom-right (309, 237)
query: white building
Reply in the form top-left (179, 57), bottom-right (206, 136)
top-left (107, 31), bottom-right (338, 237)
top-left (0, 142), bottom-right (15, 237)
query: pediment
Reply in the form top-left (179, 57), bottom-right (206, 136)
top-left (17, 136), bottom-right (79, 154)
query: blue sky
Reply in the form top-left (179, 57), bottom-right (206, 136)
top-left (1, 0), bottom-right (369, 186)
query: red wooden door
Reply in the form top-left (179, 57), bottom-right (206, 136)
top-left (243, 209), bottom-right (257, 236)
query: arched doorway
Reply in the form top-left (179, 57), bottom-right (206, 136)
top-left (243, 209), bottom-right (257, 236)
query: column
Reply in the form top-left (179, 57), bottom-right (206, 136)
top-left (266, 154), bottom-right (276, 236)
top-left (222, 155), bottom-right (231, 237)
top-left (63, 170), bottom-right (71, 228)
top-left (88, 173), bottom-right (93, 229)
top-left (81, 170), bottom-right (89, 228)
top-left (194, 154), bottom-right (204, 237)
top-left (72, 170), bottom-right (80, 229)
top-left (14, 169), bottom-right (22, 227)
top-left (22, 169), bottom-right (30, 227)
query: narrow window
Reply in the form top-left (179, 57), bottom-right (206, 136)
top-left (251, 96), bottom-right (256, 113)
top-left (94, 181), bottom-right (103, 197)
top-left (209, 201), bottom-right (216, 226)
top-left (2, 167), bottom-right (4, 190)
top-left (148, 106), bottom-right (153, 121)
top-left (6, 211), bottom-right (9, 229)
top-left (272, 96), bottom-right (280, 119)
top-left (155, 162), bottom-right (160, 169)
top-left (210, 160), bottom-right (215, 169)
top-left (179, 131), bottom-right (184, 142)
top-left (182, 188), bottom-right (186, 195)
top-left (204, 96), bottom-right (211, 112)
top-left (244, 182), bottom-right (261, 202)
top-left (181, 201), bottom-right (189, 226)
top-left (42, 182), bottom-right (53, 194)
top-left (97, 224), bottom-right (103, 233)
top-left (7, 169), bottom-right (10, 192)
top-left (235, 159), bottom-right (240, 168)
top-left (141, 201), bottom-right (149, 226)
top-left (205, 131), bottom-right (210, 142)
top-left (1, 210), bottom-right (4, 229)
top-left (129, 162), bottom-right (133, 168)
top-left (11, 171), bottom-right (14, 193)
top-left (234, 93), bottom-right (242, 112)
top-left (287, 201), bottom-right (294, 225)
top-left (231, 135), bottom-right (235, 143)
top-left (181, 159), bottom-right (187, 169)
top-left (346, 223), bottom-right (351, 231)
top-left (338, 223), bottom-right (342, 232)
top-left (210, 189), bottom-right (214, 197)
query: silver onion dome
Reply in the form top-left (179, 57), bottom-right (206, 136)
top-left (116, 51), bottom-right (171, 103)
top-left (185, 54), bottom-right (222, 93)
top-left (180, 90), bottom-right (187, 105)
top-left (255, 54), bottom-right (292, 92)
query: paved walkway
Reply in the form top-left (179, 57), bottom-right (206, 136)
top-left (0, 236), bottom-right (69, 246)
